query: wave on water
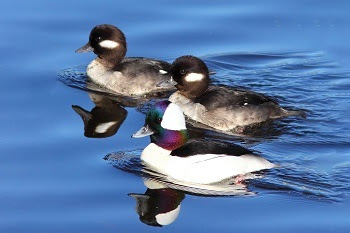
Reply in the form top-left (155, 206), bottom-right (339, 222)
top-left (104, 149), bottom-right (350, 202)
top-left (63, 51), bottom-right (350, 201)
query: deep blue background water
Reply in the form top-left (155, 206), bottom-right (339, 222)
top-left (1, 0), bottom-right (350, 232)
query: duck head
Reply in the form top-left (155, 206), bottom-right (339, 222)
top-left (158, 56), bottom-right (210, 99)
top-left (76, 24), bottom-right (127, 68)
top-left (132, 101), bottom-right (189, 150)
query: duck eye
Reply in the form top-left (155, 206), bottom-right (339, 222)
top-left (156, 117), bottom-right (162, 124)
top-left (180, 69), bottom-right (186, 75)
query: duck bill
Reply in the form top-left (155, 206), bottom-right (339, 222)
top-left (156, 77), bottom-right (178, 88)
top-left (75, 42), bottom-right (94, 53)
top-left (132, 124), bottom-right (154, 138)
top-left (128, 193), bottom-right (150, 200)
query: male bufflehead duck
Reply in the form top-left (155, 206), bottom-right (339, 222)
top-left (76, 24), bottom-right (174, 96)
top-left (159, 55), bottom-right (304, 133)
top-left (129, 180), bottom-right (184, 227)
top-left (132, 100), bottom-right (275, 184)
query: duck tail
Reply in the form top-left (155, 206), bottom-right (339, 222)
top-left (282, 108), bottom-right (307, 119)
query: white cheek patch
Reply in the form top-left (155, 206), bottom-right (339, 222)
top-left (155, 205), bottom-right (181, 225)
top-left (184, 73), bottom-right (204, 82)
top-left (159, 70), bottom-right (168, 74)
top-left (161, 103), bottom-right (186, 130)
top-left (99, 40), bottom-right (119, 49)
top-left (95, 121), bottom-right (116, 133)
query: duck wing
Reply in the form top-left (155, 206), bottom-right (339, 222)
top-left (196, 86), bottom-right (277, 111)
top-left (118, 57), bottom-right (171, 78)
top-left (170, 138), bottom-right (252, 157)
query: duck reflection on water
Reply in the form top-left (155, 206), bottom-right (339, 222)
top-left (129, 179), bottom-right (184, 227)
top-left (128, 177), bottom-right (258, 227)
top-left (72, 92), bottom-right (127, 138)
top-left (105, 146), bottom-right (268, 227)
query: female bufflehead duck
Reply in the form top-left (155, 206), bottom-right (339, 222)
top-left (132, 100), bottom-right (275, 184)
top-left (159, 55), bottom-right (304, 132)
top-left (76, 24), bottom-right (174, 96)
top-left (72, 93), bottom-right (127, 138)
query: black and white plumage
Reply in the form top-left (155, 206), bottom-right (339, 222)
top-left (129, 180), bottom-right (184, 227)
top-left (72, 93), bottom-right (127, 138)
top-left (170, 138), bottom-right (251, 157)
top-left (132, 101), bottom-right (275, 184)
top-left (164, 55), bottom-right (304, 132)
top-left (76, 24), bottom-right (174, 96)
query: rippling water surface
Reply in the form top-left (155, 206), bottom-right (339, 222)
top-left (2, 0), bottom-right (350, 232)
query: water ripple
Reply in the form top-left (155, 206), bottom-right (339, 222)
top-left (59, 51), bottom-right (350, 144)
top-left (104, 150), bottom-right (350, 202)
top-left (62, 51), bottom-right (350, 202)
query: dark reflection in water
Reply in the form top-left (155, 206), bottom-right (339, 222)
top-left (129, 180), bottom-right (185, 227)
top-left (72, 93), bottom-right (127, 138)
top-left (127, 178), bottom-right (254, 227)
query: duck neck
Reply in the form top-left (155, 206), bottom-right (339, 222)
top-left (96, 49), bottom-right (126, 70)
top-left (151, 129), bottom-right (189, 151)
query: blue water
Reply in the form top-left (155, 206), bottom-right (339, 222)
top-left (1, 0), bottom-right (350, 232)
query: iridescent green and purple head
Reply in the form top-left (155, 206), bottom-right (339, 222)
top-left (132, 101), bottom-right (189, 150)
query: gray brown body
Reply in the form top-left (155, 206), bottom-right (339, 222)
top-left (169, 87), bottom-right (296, 131)
top-left (77, 24), bottom-right (174, 96)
